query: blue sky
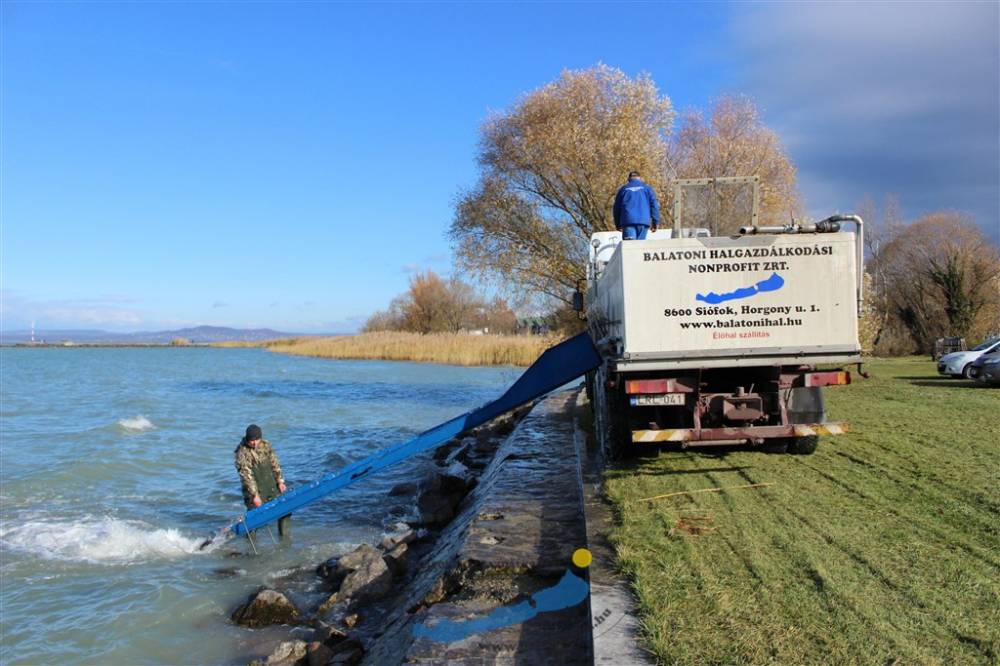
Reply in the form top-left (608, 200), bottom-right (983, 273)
top-left (3, 2), bottom-right (997, 333)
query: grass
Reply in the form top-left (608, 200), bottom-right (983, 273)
top-left (602, 357), bottom-right (999, 665)
top-left (220, 331), bottom-right (555, 366)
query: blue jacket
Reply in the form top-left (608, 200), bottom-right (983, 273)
top-left (613, 178), bottom-right (660, 228)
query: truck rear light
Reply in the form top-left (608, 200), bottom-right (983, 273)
top-left (625, 379), bottom-right (694, 394)
top-left (804, 371), bottom-right (851, 387)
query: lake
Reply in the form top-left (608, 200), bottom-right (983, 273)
top-left (0, 347), bottom-right (518, 664)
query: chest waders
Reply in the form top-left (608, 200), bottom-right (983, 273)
top-left (246, 456), bottom-right (290, 546)
top-left (251, 459), bottom-right (280, 503)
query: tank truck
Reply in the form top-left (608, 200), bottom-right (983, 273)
top-left (582, 177), bottom-right (864, 456)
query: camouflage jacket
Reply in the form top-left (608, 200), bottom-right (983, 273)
top-left (234, 438), bottom-right (285, 504)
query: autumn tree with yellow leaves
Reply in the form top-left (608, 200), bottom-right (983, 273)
top-left (451, 65), bottom-right (800, 309)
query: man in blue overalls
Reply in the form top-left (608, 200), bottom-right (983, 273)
top-left (613, 171), bottom-right (661, 240)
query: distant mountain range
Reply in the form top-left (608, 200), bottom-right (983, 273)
top-left (2, 325), bottom-right (318, 344)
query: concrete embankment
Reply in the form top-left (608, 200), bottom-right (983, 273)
top-left (364, 389), bottom-right (593, 664)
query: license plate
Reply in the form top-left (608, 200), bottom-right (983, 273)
top-left (631, 393), bottom-right (686, 406)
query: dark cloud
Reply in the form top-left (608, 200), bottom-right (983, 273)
top-left (732, 2), bottom-right (999, 240)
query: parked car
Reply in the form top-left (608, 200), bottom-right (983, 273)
top-left (937, 338), bottom-right (1000, 379)
top-left (976, 351), bottom-right (1000, 386)
top-left (967, 350), bottom-right (1000, 379)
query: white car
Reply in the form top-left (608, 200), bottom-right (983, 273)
top-left (937, 338), bottom-right (1000, 379)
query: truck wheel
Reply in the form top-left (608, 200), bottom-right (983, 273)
top-left (762, 439), bottom-right (789, 454)
top-left (787, 436), bottom-right (818, 455)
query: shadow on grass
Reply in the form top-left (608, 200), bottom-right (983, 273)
top-left (908, 379), bottom-right (996, 389)
top-left (607, 465), bottom-right (755, 479)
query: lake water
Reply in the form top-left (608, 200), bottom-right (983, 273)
top-left (0, 347), bottom-right (519, 664)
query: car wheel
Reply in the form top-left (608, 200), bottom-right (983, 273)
top-left (962, 363), bottom-right (975, 379)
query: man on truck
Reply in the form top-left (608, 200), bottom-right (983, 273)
top-left (613, 170), bottom-right (660, 240)
top-left (234, 424), bottom-right (290, 539)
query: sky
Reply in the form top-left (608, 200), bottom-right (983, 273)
top-left (2, 1), bottom-right (997, 333)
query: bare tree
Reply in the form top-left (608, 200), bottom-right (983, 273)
top-left (874, 212), bottom-right (1000, 352)
top-left (363, 271), bottom-right (519, 335)
top-left (670, 95), bottom-right (800, 233)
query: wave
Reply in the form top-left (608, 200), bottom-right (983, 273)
top-left (0, 516), bottom-right (213, 564)
top-left (117, 415), bottom-right (154, 431)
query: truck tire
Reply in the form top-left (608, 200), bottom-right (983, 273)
top-left (787, 436), bottom-right (818, 455)
top-left (762, 439), bottom-right (789, 454)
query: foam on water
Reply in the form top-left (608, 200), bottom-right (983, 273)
top-left (0, 516), bottom-right (212, 564)
top-left (117, 415), bottom-right (155, 431)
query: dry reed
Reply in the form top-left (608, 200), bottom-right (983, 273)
top-left (256, 332), bottom-right (555, 366)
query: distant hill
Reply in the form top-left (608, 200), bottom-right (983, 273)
top-left (3, 325), bottom-right (313, 344)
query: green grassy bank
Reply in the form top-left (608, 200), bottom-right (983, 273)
top-left (603, 357), bottom-right (999, 665)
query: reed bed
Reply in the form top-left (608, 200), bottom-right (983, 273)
top-left (259, 331), bottom-right (555, 366)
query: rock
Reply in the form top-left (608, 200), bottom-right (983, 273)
top-left (379, 527), bottom-right (416, 551)
top-left (335, 544), bottom-right (392, 603)
top-left (383, 542), bottom-right (409, 578)
top-left (432, 440), bottom-right (461, 462)
top-left (317, 556), bottom-right (346, 586)
top-left (438, 461), bottom-right (474, 493)
top-left (343, 613), bottom-right (359, 628)
top-left (335, 544), bottom-right (380, 574)
top-left (328, 638), bottom-right (363, 665)
top-left (388, 481), bottom-right (418, 496)
top-left (316, 591), bottom-right (339, 615)
top-left (306, 641), bottom-right (332, 666)
top-left (255, 640), bottom-right (308, 666)
top-left (231, 588), bottom-right (300, 628)
top-left (310, 621), bottom-right (347, 646)
top-left (416, 489), bottom-right (463, 526)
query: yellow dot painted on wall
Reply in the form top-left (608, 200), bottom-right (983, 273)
top-left (572, 548), bottom-right (592, 568)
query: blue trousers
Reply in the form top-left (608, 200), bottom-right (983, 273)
top-left (621, 224), bottom-right (649, 240)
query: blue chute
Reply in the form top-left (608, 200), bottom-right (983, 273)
top-left (223, 332), bottom-right (601, 538)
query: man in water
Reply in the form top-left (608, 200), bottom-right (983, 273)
top-left (613, 170), bottom-right (660, 240)
top-left (234, 424), bottom-right (290, 539)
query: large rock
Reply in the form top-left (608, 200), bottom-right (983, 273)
top-left (249, 640), bottom-right (308, 666)
top-left (416, 489), bottom-right (464, 526)
top-left (310, 621), bottom-right (347, 646)
top-left (232, 588), bottom-right (300, 628)
top-left (306, 641), bottom-right (332, 666)
top-left (438, 460), bottom-right (475, 493)
top-left (388, 481), bottom-right (418, 496)
top-left (317, 556), bottom-right (347, 587)
top-left (335, 544), bottom-right (392, 603)
top-left (383, 541), bottom-right (409, 578)
top-left (379, 526), bottom-right (417, 551)
top-left (327, 638), bottom-right (364, 665)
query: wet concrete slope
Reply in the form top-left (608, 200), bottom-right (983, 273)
top-left (363, 389), bottom-right (593, 665)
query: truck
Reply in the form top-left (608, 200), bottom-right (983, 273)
top-left (583, 177), bottom-right (864, 456)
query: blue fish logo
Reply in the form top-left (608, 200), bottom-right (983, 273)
top-left (696, 272), bottom-right (785, 305)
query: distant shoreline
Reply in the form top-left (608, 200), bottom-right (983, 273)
top-left (6, 342), bottom-right (211, 348)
